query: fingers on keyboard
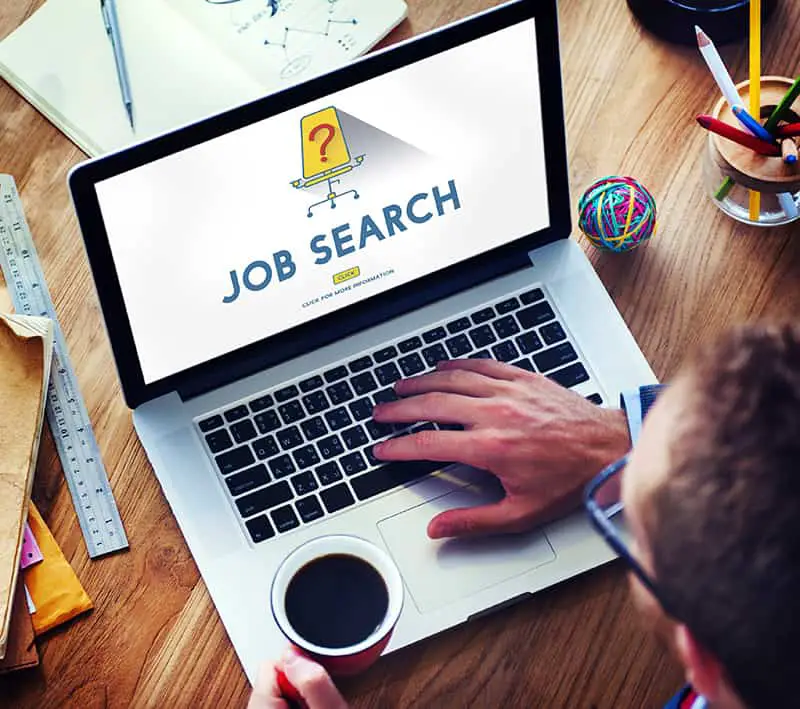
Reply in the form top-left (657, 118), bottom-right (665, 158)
top-left (200, 287), bottom-right (592, 544)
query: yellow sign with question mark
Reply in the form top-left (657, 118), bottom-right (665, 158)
top-left (301, 107), bottom-right (351, 179)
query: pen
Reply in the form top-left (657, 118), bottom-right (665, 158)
top-left (696, 115), bottom-right (781, 156)
top-left (732, 105), bottom-right (773, 143)
top-left (695, 26), bottom-right (744, 111)
top-left (100, 0), bottom-right (135, 130)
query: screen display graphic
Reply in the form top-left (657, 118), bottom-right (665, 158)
top-left (95, 18), bottom-right (549, 384)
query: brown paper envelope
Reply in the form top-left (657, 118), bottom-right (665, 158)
top-left (0, 315), bottom-right (50, 658)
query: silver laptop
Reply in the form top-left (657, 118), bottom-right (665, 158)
top-left (69, 0), bottom-right (655, 683)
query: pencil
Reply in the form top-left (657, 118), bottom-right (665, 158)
top-left (732, 106), bottom-right (774, 142)
top-left (776, 122), bottom-right (800, 138)
top-left (696, 115), bottom-right (781, 155)
top-left (778, 193), bottom-right (799, 218)
top-left (715, 178), bottom-right (734, 201)
top-left (696, 24), bottom-right (744, 203)
top-left (695, 26), bottom-right (744, 110)
top-left (748, 0), bottom-right (762, 221)
top-left (764, 76), bottom-right (800, 133)
top-left (782, 138), bottom-right (799, 164)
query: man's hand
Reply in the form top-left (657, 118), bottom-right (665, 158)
top-left (372, 359), bottom-right (630, 539)
top-left (247, 648), bottom-right (348, 709)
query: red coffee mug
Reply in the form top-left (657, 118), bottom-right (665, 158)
top-left (270, 535), bottom-right (404, 683)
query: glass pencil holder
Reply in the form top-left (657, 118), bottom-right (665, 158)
top-left (703, 76), bottom-right (800, 227)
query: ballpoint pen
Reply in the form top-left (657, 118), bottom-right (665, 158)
top-left (100, 0), bottom-right (135, 130)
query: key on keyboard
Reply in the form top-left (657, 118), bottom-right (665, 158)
top-left (351, 460), bottom-right (444, 500)
top-left (296, 496), bottom-right (324, 522)
top-left (320, 483), bottom-right (355, 513)
top-left (236, 481), bottom-right (293, 517)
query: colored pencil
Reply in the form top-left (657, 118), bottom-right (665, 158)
top-left (695, 26), bottom-right (744, 110)
top-left (782, 138), bottom-right (799, 164)
top-left (764, 76), bottom-right (800, 133)
top-left (776, 122), bottom-right (800, 138)
top-left (696, 115), bottom-right (780, 155)
top-left (715, 178), bottom-right (734, 201)
top-left (748, 0), bottom-right (762, 221)
top-left (732, 106), bottom-right (773, 142)
top-left (695, 25), bottom-right (742, 202)
top-left (778, 193), bottom-right (799, 218)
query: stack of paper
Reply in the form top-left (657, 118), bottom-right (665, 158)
top-left (0, 314), bottom-right (53, 659)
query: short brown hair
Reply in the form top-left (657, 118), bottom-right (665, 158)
top-left (646, 323), bottom-right (800, 709)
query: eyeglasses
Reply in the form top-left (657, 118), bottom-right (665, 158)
top-left (583, 455), bottom-right (676, 618)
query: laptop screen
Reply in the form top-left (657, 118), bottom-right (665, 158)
top-left (94, 17), bottom-right (548, 385)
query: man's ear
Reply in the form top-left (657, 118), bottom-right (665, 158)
top-left (673, 623), bottom-right (724, 701)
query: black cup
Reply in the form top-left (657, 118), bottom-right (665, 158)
top-left (627, 0), bottom-right (778, 45)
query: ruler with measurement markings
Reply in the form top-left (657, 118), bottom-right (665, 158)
top-left (0, 175), bottom-right (128, 559)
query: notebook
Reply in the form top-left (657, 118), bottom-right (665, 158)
top-left (0, 314), bottom-right (53, 660)
top-left (0, 0), bottom-right (407, 157)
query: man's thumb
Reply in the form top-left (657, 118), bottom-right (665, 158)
top-left (427, 499), bottom-right (530, 539)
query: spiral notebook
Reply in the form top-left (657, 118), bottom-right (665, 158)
top-left (0, 0), bottom-right (407, 156)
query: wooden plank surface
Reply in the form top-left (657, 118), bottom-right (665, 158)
top-left (1, 0), bottom-right (799, 706)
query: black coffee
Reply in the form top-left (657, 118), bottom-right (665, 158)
top-left (284, 553), bottom-right (389, 649)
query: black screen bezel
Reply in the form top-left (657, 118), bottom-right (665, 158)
top-left (68, 0), bottom-right (570, 408)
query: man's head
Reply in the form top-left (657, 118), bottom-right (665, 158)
top-left (622, 323), bottom-right (800, 709)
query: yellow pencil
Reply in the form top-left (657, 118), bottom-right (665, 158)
top-left (749, 0), bottom-right (761, 221)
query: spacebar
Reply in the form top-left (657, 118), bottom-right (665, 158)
top-left (351, 460), bottom-right (445, 501)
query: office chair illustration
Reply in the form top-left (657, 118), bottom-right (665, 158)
top-left (291, 107), bottom-right (366, 217)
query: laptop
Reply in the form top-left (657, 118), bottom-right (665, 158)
top-left (68, 0), bottom-right (656, 683)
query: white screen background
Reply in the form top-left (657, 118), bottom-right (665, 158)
top-left (95, 19), bottom-right (549, 383)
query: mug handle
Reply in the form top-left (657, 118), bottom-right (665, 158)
top-left (276, 668), bottom-right (308, 709)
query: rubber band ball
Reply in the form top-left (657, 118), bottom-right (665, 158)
top-left (578, 176), bottom-right (657, 252)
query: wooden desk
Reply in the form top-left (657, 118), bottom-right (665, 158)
top-left (1, 1), bottom-right (799, 706)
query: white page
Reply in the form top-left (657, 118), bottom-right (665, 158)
top-left (0, 0), bottom-right (265, 156)
top-left (167, 0), bottom-right (408, 87)
top-left (0, 0), bottom-right (406, 157)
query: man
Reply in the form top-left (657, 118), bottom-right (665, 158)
top-left (249, 323), bottom-right (800, 709)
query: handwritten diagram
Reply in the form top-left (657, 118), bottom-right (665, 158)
top-left (170, 0), bottom-right (372, 87)
top-left (201, 0), bottom-right (358, 78)
top-left (204, 0), bottom-right (279, 26)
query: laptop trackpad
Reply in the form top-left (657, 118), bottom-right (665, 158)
top-left (377, 486), bottom-right (556, 614)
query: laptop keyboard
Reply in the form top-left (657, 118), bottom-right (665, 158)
top-left (195, 286), bottom-right (603, 545)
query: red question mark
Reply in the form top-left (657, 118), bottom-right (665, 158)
top-left (308, 123), bottom-right (336, 162)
